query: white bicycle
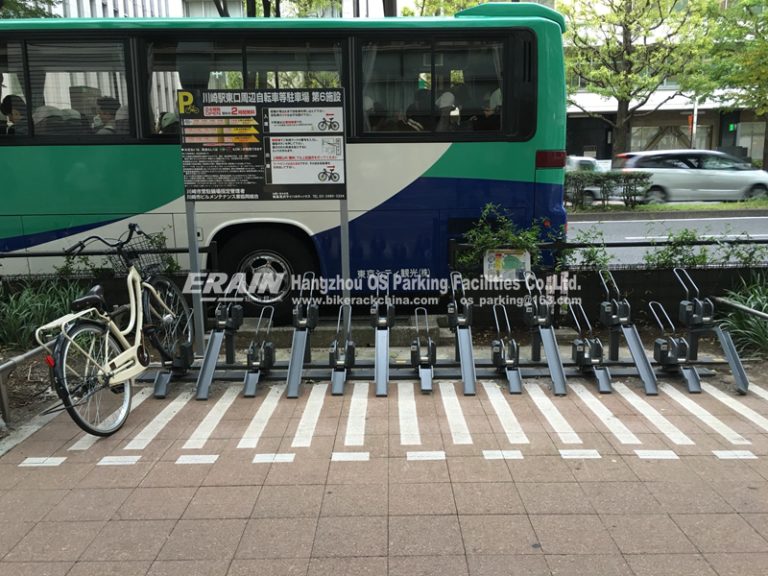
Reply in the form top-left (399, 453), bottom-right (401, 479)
top-left (36, 224), bottom-right (193, 436)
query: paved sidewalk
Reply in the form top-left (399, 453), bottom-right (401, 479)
top-left (1, 373), bottom-right (768, 576)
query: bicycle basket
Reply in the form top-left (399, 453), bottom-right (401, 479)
top-left (108, 234), bottom-right (170, 276)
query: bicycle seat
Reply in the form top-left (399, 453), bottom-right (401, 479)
top-left (71, 285), bottom-right (107, 313)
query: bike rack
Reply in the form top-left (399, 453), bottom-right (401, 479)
top-left (371, 274), bottom-right (395, 397)
top-left (286, 272), bottom-right (319, 398)
top-left (447, 271), bottom-right (476, 396)
top-left (570, 301), bottom-right (612, 393)
top-left (649, 300), bottom-right (701, 393)
top-left (330, 304), bottom-right (356, 396)
top-left (242, 306), bottom-right (275, 397)
top-left (674, 268), bottom-right (748, 394)
top-left (410, 307), bottom-right (437, 393)
top-left (152, 341), bottom-right (194, 399)
top-left (598, 270), bottom-right (658, 395)
top-left (491, 304), bottom-right (522, 394)
top-left (522, 271), bottom-right (567, 396)
top-left (196, 298), bottom-right (243, 400)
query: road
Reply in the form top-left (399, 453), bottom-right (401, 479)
top-left (569, 212), bottom-right (768, 265)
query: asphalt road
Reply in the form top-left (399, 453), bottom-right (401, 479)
top-left (569, 210), bottom-right (768, 265)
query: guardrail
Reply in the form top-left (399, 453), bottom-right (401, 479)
top-left (0, 342), bottom-right (53, 426)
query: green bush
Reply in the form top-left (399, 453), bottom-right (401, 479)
top-left (565, 171), bottom-right (651, 209)
top-left (643, 228), bottom-right (710, 268)
top-left (0, 279), bottom-right (83, 348)
top-left (721, 273), bottom-right (768, 357)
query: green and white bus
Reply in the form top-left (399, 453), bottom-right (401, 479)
top-left (0, 2), bottom-right (566, 309)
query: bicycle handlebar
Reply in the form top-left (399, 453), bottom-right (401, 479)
top-left (64, 223), bottom-right (145, 255)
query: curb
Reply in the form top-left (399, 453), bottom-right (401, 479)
top-left (568, 209), bottom-right (768, 222)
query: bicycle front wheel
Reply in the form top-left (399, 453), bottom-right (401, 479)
top-left (144, 276), bottom-right (193, 362)
top-left (54, 321), bottom-right (132, 436)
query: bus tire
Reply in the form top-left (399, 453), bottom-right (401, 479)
top-left (218, 229), bottom-right (318, 322)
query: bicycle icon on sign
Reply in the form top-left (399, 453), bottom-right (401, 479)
top-left (318, 165), bottom-right (340, 182)
top-left (317, 114), bottom-right (340, 131)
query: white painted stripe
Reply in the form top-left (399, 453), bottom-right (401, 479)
top-left (124, 391), bottom-right (194, 451)
top-left (97, 455), bottom-right (141, 466)
top-left (18, 457), bottom-right (66, 467)
top-left (398, 382), bottom-right (421, 446)
top-left (525, 383), bottom-right (582, 444)
top-left (614, 382), bottom-right (694, 445)
top-left (406, 451), bottom-right (446, 461)
top-left (344, 382), bottom-right (368, 446)
top-left (483, 449), bottom-right (524, 460)
top-left (713, 450), bottom-right (757, 460)
top-left (176, 454), bottom-right (219, 464)
top-left (702, 383), bottom-right (768, 433)
top-left (635, 449), bottom-right (679, 460)
top-left (331, 452), bottom-right (370, 462)
top-left (560, 449), bottom-right (601, 459)
top-left (183, 386), bottom-right (240, 450)
top-left (253, 453), bottom-right (295, 464)
top-left (69, 387), bottom-right (154, 451)
top-left (238, 385), bottom-right (285, 449)
top-left (570, 383), bottom-right (641, 445)
top-left (661, 383), bottom-right (750, 445)
top-left (746, 383), bottom-right (768, 403)
top-left (439, 382), bottom-right (473, 445)
top-left (291, 383), bottom-right (328, 448)
top-left (481, 382), bottom-right (529, 444)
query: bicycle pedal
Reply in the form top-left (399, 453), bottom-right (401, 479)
top-left (110, 384), bottom-right (125, 394)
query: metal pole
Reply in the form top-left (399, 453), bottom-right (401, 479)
top-left (691, 97), bottom-right (699, 148)
top-left (714, 297), bottom-right (768, 321)
top-left (340, 198), bottom-right (351, 304)
top-left (186, 200), bottom-right (206, 355)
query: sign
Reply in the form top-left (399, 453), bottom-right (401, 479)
top-left (178, 89), bottom-right (346, 201)
top-left (483, 249), bottom-right (531, 281)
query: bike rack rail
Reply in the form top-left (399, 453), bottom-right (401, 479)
top-left (286, 272), bottom-right (319, 398)
top-left (649, 300), bottom-right (701, 393)
top-left (410, 307), bottom-right (437, 393)
top-left (447, 271), bottom-right (476, 396)
top-left (491, 304), bottom-right (522, 394)
top-left (523, 271), bottom-right (567, 396)
top-left (598, 270), bottom-right (658, 395)
top-left (673, 267), bottom-right (749, 394)
top-left (371, 274), bottom-right (395, 397)
top-left (570, 301), bottom-right (612, 393)
top-left (243, 306), bottom-right (275, 397)
top-left (330, 304), bottom-right (355, 396)
top-left (195, 297), bottom-right (243, 400)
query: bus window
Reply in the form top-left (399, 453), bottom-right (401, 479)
top-left (148, 41), bottom-right (243, 135)
top-left (26, 41), bottom-right (131, 136)
top-left (245, 41), bottom-right (342, 90)
top-left (0, 41), bottom-right (29, 137)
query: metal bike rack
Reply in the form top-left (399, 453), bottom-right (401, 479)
top-left (447, 271), bottom-right (476, 396)
top-left (491, 304), bottom-right (522, 394)
top-left (286, 272), bottom-right (319, 398)
top-left (410, 307), bottom-right (437, 393)
top-left (570, 301), bottom-right (612, 393)
top-left (649, 300), bottom-right (701, 393)
top-left (152, 341), bottom-right (194, 399)
top-left (242, 306), bottom-right (275, 397)
top-left (371, 274), bottom-right (395, 397)
top-left (598, 270), bottom-right (658, 395)
top-left (674, 268), bottom-right (749, 394)
top-left (522, 271), bottom-right (567, 396)
top-left (330, 304), bottom-right (356, 396)
top-left (196, 299), bottom-right (243, 400)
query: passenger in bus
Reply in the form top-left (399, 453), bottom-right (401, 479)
top-left (115, 106), bottom-right (130, 134)
top-left (159, 111), bottom-right (179, 134)
top-left (406, 89), bottom-right (433, 131)
top-left (435, 91), bottom-right (456, 131)
top-left (96, 96), bottom-right (121, 134)
top-left (1, 95), bottom-right (28, 135)
top-left (472, 91), bottom-right (501, 131)
top-left (33, 105), bottom-right (65, 135)
top-left (60, 109), bottom-right (86, 134)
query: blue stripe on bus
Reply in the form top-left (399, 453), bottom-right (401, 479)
top-left (313, 176), bottom-right (565, 279)
top-left (0, 219), bottom-right (122, 253)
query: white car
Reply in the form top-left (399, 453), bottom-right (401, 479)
top-left (613, 149), bottom-right (768, 203)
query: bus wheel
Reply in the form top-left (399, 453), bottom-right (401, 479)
top-left (219, 230), bottom-right (318, 321)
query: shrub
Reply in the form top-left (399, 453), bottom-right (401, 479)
top-left (721, 273), bottom-right (768, 357)
top-left (643, 228), bottom-right (710, 268)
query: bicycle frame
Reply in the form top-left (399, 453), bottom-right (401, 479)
top-left (36, 264), bottom-right (175, 386)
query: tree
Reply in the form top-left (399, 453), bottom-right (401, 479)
top-left (561, 0), bottom-right (712, 154)
top-left (709, 0), bottom-right (768, 168)
top-left (401, 0), bottom-right (474, 17)
top-left (0, 0), bottom-right (59, 18)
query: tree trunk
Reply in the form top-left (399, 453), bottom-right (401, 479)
top-left (262, 0), bottom-right (270, 17)
top-left (246, 0), bottom-right (256, 17)
top-left (613, 100), bottom-right (631, 155)
top-left (762, 117), bottom-right (768, 170)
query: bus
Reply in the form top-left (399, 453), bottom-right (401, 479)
top-left (0, 3), bottom-right (566, 315)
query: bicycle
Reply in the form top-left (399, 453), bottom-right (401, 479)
top-left (318, 166), bottom-right (340, 182)
top-left (35, 223), bottom-right (193, 436)
top-left (317, 117), bottom-right (340, 131)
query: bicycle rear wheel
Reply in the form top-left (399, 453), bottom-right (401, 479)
top-left (144, 276), bottom-right (193, 362)
top-left (54, 321), bottom-right (132, 436)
